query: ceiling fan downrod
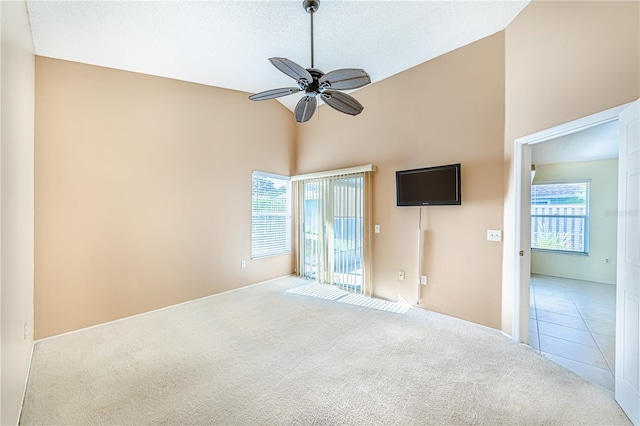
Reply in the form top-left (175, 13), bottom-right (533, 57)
top-left (303, 0), bottom-right (320, 68)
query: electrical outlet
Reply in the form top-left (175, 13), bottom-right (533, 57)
top-left (605, 258), bottom-right (611, 264)
top-left (374, 224), bottom-right (380, 233)
top-left (399, 270), bottom-right (405, 280)
top-left (241, 260), bottom-right (246, 268)
top-left (487, 230), bottom-right (502, 242)
top-left (420, 275), bottom-right (428, 285)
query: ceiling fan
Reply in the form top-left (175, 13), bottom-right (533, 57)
top-left (249, 0), bottom-right (371, 123)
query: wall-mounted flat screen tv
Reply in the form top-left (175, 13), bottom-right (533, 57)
top-left (396, 163), bottom-right (461, 206)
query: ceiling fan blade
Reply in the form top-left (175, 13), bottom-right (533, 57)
top-left (321, 90), bottom-right (364, 116)
top-left (294, 96), bottom-right (317, 123)
top-left (319, 69), bottom-right (371, 90)
top-left (249, 87), bottom-right (300, 101)
top-left (269, 58), bottom-right (313, 84)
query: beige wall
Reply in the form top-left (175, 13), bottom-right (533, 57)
top-left (531, 159), bottom-right (618, 284)
top-left (502, 1), bottom-right (639, 333)
top-left (296, 33), bottom-right (505, 329)
top-left (28, 0), bottom-right (640, 342)
top-left (1, 1), bottom-right (35, 424)
top-left (35, 58), bottom-right (296, 338)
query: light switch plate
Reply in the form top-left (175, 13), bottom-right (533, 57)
top-left (487, 230), bottom-right (502, 242)
top-left (374, 224), bottom-right (380, 233)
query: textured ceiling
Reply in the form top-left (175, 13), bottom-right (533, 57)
top-left (26, 0), bottom-right (529, 112)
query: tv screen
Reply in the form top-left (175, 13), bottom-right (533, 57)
top-left (396, 163), bottom-right (461, 206)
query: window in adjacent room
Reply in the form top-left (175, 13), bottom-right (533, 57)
top-left (251, 171), bottom-right (291, 258)
top-left (531, 181), bottom-right (589, 254)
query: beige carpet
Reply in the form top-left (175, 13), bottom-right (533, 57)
top-left (21, 276), bottom-right (631, 425)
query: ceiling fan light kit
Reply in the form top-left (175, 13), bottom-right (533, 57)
top-left (249, 0), bottom-right (371, 123)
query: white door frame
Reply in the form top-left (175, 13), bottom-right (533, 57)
top-left (512, 102), bottom-right (632, 344)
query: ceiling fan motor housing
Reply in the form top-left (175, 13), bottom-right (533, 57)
top-left (303, 0), bottom-right (320, 14)
top-left (301, 68), bottom-right (327, 96)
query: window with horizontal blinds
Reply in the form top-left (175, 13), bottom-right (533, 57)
top-left (531, 181), bottom-right (589, 254)
top-left (252, 171), bottom-right (291, 258)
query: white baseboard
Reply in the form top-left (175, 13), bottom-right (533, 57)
top-left (500, 330), bottom-right (514, 341)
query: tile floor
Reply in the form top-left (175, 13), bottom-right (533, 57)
top-left (528, 274), bottom-right (616, 391)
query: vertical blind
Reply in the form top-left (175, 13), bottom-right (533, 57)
top-left (298, 172), bottom-right (370, 295)
top-left (251, 171), bottom-right (291, 258)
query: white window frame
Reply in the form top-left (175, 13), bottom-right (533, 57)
top-left (531, 180), bottom-right (590, 255)
top-left (251, 171), bottom-right (291, 259)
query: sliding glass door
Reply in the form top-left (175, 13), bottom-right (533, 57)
top-left (300, 174), bottom-right (366, 293)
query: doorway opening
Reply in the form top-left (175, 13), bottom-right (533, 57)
top-left (512, 103), bottom-right (631, 381)
top-left (514, 100), bottom-right (640, 425)
top-left (525, 122), bottom-right (619, 390)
